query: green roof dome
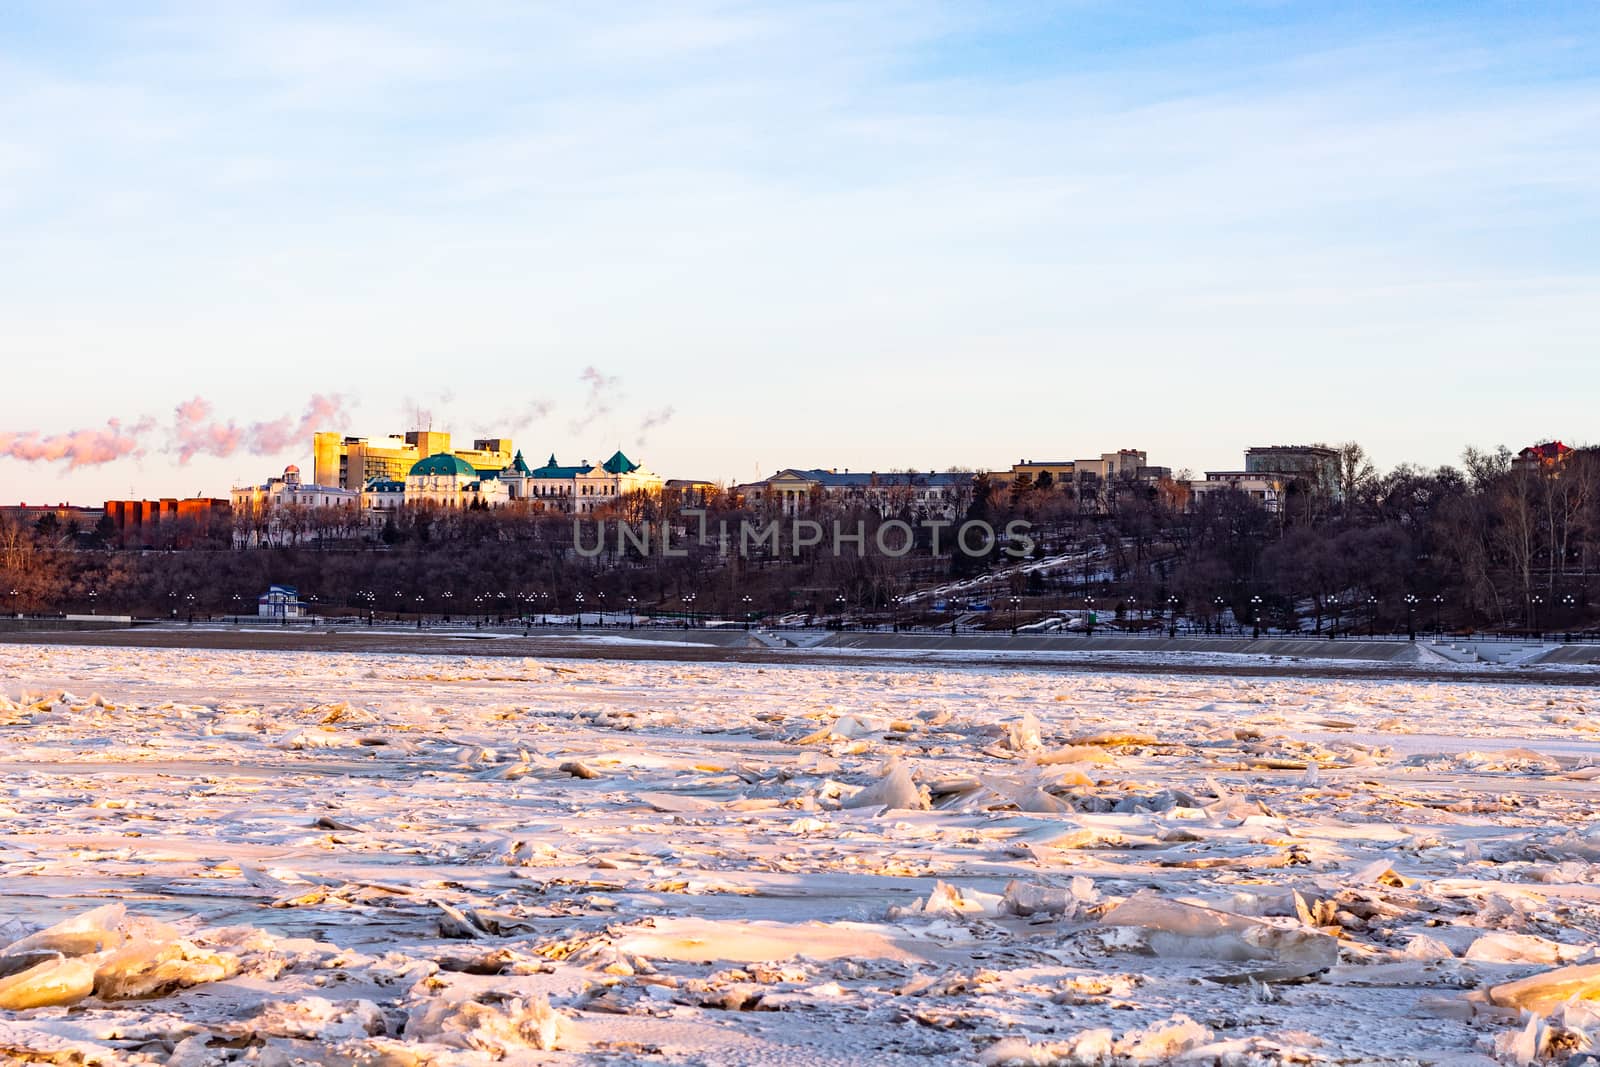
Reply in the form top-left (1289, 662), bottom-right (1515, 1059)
top-left (408, 452), bottom-right (479, 479)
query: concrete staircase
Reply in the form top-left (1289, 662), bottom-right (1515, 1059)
top-left (1424, 640), bottom-right (1546, 665)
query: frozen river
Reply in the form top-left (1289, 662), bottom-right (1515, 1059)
top-left (1, 642), bottom-right (1598, 1064)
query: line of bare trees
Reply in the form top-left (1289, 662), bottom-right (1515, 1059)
top-left (5, 442), bottom-right (1597, 632)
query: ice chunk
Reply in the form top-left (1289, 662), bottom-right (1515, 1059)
top-left (1004, 711), bottom-right (1042, 753)
top-left (1002, 877), bottom-right (1099, 919)
top-left (1351, 859), bottom-right (1414, 888)
top-left (1492, 1014), bottom-right (1548, 1066)
top-left (889, 880), bottom-right (1002, 920)
top-left (2, 903), bottom-right (126, 957)
top-left (842, 759), bottom-right (929, 811)
top-left (0, 956), bottom-right (96, 1010)
top-left (980, 774), bottom-right (1072, 814)
top-left (93, 937), bottom-right (239, 1000)
top-left (1034, 745), bottom-right (1113, 767)
top-left (1482, 961), bottom-right (1600, 1015)
top-left (1401, 934), bottom-right (1456, 960)
top-left (1102, 892), bottom-right (1337, 970)
top-left (1464, 932), bottom-right (1580, 965)
top-left (1113, 1014), bottom-right (1213, 1059)
top-left (981, 1016), bottom-right (1209, 1066)
top-left (406, 994), bottom-right (572, 1054)
top-left (271, 726), bottom-right (357, 749)
top-left (248, 995), bottom-right (386, 1039)
top-left (981, 1029), bottom-right (1114, 1065)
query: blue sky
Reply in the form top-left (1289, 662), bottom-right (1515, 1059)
top-left (2, 1), bottom-right (1597, 501)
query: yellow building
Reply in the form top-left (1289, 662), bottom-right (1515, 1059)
top-left (314, 430), bottom-right (514, 491)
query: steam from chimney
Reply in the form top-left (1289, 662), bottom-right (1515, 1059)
top-left (637, 405), bottom-right (675, 444)
top-left (501, 399), bottom-right (554, 432)
top-left (569, 365), bottom-right (622, 434)
top-left (172, 393), bottom-right (351, 464)
top-left (0, 417), bottom-right (155, 469)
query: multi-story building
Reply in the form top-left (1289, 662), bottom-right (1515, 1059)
top-left (1189, 472), bottom-right (1288, 512)
top-left (664, 479), bottom-right (720, 509)
top-left (1513, 441), bottom-right (1574, 472)
top-left (103, 497), bottom-right (230, 547)
top-left (230, 465), bottom-right (360, 545)
top-left (753, 469), bottom-right (972, 517)
top-left (987, 450), bottom-right (1155, 489)
top-left (232, 465), bottom-right (357, 513)
top-left (398, 453), bottom-right (510, 509)
top-left (0, 503), bottom-right (106, 529)
top-left (499, 450), bottom-right (663, 513)
top-left (313, 430), bottom-right (515, 492)
top-left (1188, 444), bottom-right (1342, 512)
top-left (1244, 444), bottom-right (1340, 495)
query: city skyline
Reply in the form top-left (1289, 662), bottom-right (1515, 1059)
top-left (5, 2), bottom-right (1599, 501)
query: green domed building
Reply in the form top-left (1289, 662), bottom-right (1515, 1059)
top-left (401, 452), bottom-right (510, 509)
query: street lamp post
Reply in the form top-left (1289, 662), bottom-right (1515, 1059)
top-left (890, 594), bottom-right (901, 633)
top-left (596, 591), bottom-right (606, 626)
top-left (682, 592), bottom-right (697, 629)
top-left (833, 593), bottom-right (846, 630)
top-left (1562, 594), bottom-right (1576, 635)
top-left (1085, 595), bottom-right (1096, 636)
top-left (1531, 594), bottom-right (1544, 634)
top-left (742, 594), bottom-right (754, 630)
top-left (1166, 594), bottom-right (1179, 638)
top-left (413, 594), bottom-right (424, 628)
top-left (1431, 594), bottom-right (1443, 634)
top-left (231, 592), bottom-right (241, 622)
top-left (1008, 594), bottom-right (1021, 633)
top-left (1249, 595), bottom-right (1262, 640)
top-left (88, 589), bottom-right (98, 615)
top-left (1404, 593), bottom-right (1418, 641)
top-left (442, 590), bottom-right (454, 622)
top-left (185, 592), bottom-right (196, 624)
top-left (575, 591), bottom-right (585, 629)
top-left (1366, 594), bottom-right (1378, 637)
top-left (1212, 595), bottom-right (1225, 634)
top-left (626, 594), bottom-right (638, 628)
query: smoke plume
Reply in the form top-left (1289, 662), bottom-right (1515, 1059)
top-left (569, 365), bottom-right (622, 434)
top-left (637, 405), bottom-right (675, 444)
top-left (0, 417), bottom-right (155, 469)
top-left (501, 399), bottom-right (554, 432)
top-left (172, 393), bottom-right (351, 464)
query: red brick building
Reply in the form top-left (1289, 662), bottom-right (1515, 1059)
top-left (103, 498), bottom-right (231, 547)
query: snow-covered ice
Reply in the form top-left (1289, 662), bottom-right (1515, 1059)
top-left (2, 642), bottom-right (1600, 1064)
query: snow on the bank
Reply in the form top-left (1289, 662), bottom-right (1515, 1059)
top-left (2, 643), bottom-right (1600, 1064)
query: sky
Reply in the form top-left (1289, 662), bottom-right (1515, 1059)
top-left (2, 1), bottom-right (1597, 502)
